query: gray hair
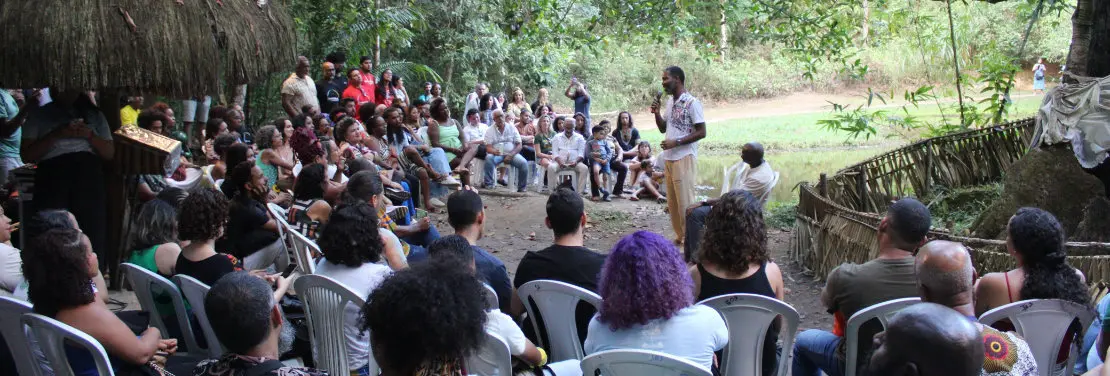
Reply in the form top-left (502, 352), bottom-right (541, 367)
top-left (491, 108), bottom-right (504, 119)
top-left (255, 125), bottom-right (279, 150)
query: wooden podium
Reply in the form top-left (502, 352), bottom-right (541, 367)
top-left (113, 126), bottom-right (183, 176)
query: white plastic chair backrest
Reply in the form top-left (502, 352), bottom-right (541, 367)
top-left (580, 349), bottom-right (712, 376)
top-left (466, 330), bottom-right (513, 376)
top-left (698, 293), bottom-right (799, 376)
top-left (172, 274), bottom-right (225, 358)
top-left (844, 297), bottom-right (920, 376)
top-left (482, 283), bottom-right (499, 311)
top-left (721, 161), bottom-right (748, 196)
top-left (121, 263), bottom-right (201, 354)
top-left (293, 274), bottom-right (372, 376)
top-left (267, 203), bottom-right (289, 239)
top-left (978, 299), bottom-right (1096, 376)
top-left (0, 297), bottom-right (40, 376)
top-left (287, 226), bottom-right (318, 275)
top-left (22, 313), bottom-right (115, 376)
top-left (517, 279), bottom-right (602, 362)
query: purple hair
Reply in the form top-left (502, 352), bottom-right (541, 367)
top-left (597, 231), bottom-right (694, 331)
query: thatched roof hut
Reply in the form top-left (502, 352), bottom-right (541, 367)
top-left (0, 0), bottom-right (295, 97)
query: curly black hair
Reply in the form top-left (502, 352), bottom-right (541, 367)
top-left (212, 134), bottom-right (238, 160)
top-left (294, 163), bottom-right (328, 201)
top-left (359, 261), bottom-right (487, 374)
top-left (699, 190), bottom-right (768, 273)
top-left (23, 228), bottom-right (95, 316)
top-left (1009, 207), bottom-right (1089, 306)
top-left (23, 210), bottom-right (76, 241)
top-left (317, 201), bottom-right (383, 267)
top-left (178, 188), bottom-right (229, 242)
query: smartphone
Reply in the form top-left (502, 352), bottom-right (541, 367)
top-left (281, 263), bottom-right (298, 278)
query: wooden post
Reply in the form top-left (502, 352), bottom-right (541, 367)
top-left (819, 173), bottom-right (828, 197)
top-left (857, 168), bottom-right (869, 212)
top-left (101, 88), bottom-right (126, 289)
top-left (923, 139), bottom-right (933, 192)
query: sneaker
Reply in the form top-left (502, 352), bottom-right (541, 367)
top-left (439, 175), bottom-right (462, 188)
top-left (498, 179), bottom-right (509, 187)
top-left (602, 189), bottom-right (612, 202)
top-left (429, 197), bottom-right (447, 208)
top-left (385, 187), bottom-right (410, 203)
top-left (517, 187), bottom-right (527, 193)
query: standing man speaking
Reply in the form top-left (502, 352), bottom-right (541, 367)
top-left (652, 66), bottom-right (706, 254)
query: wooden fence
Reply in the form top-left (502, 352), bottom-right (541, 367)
top-left (826, 118), bottom-right (1035, 213)
top-left (792, 117), bottom-right (1110, 292)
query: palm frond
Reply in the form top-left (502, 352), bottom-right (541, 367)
top-left (377, 61), bottom-right (443, 83)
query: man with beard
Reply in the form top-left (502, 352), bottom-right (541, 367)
top-left (193, 271), bottom-right (320, 376)
top-left (218, 161), bottom-right (285, 271)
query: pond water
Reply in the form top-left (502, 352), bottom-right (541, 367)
top-left (689, 146), bottom-right (894, 202)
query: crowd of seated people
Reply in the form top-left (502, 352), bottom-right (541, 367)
top-left (3, 59), bottom-right (1104, 376)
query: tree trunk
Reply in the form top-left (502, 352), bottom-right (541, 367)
top-left (374, 0), bottom-right (382, 68)
top-left (719, 0), bottom-right (728, 60)
top-left (861, 0), bottom-right (870, 44)
top-left (1064, 0), bottom-right (1108, 78)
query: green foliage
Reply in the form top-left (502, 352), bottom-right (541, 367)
top-left (926, 183), bottom-right (1003, 235)
top-left (765, 200), bottom-right (798, 229)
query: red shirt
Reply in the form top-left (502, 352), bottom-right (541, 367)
top-left (359, 71), bottom-right (377, 105)
top-left (342, 86), bottom-right (372, 108)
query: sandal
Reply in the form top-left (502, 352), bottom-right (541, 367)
top-left (629, 196), bottom-right (640, 201)
top-left (656, 197), bottom-right (667, 204)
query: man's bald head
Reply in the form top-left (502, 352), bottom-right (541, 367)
top-left (868, 303), bottom-right (984, 376)
top-left (741, 142), bottom-right (764, 167)
top-left (915, 240), bottom-right (974, 307)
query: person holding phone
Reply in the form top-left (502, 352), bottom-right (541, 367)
top-left (565, 77), bottom-right (592, 126)
top-left (22, 89), bottom-right (114, 260)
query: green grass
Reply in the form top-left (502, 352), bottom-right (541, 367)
top-left (638, 96), bottom-right (1043, 152)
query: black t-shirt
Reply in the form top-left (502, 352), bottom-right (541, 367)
top-left (316, 77), bottom-right (345, 114)
top-left (218, 197), bottom-right (280, 259)
top-left (174, 253), bottom-right (242, 286)
top-left (611, 128), bottom-right (640, 161)
top-left (513, 244), bottom-right (606, 347)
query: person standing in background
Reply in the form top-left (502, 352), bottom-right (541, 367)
top-left (0, 89), bottom-right (28, 186)
top-left (316, 61), bottom-right (344, 114)
top-left (22, 90), bottom-right (115, 262)
top-left (1032, 58), bottom-right (1047, 95)
top-left (651, 66), bottom-right (706, 249)
top-left (565, 78), bottom-right (591, 126)
top-left (120, 96), bottom-right (143, 127)
top-left (280, 56), bottom-right (319, 118)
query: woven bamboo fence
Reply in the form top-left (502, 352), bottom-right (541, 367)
top-left (826, 118), bottom-right (1035, 213)
top-left (792, 117), bottom-right (1110, 295)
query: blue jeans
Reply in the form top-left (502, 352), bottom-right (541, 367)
top-left (793, 329), bottom-right (845, 376)
top-left (422, 148), bottom-right (453, 197)
top-left (484, 154), bottom-right (529, 190)
top-left (401, 224), bottom-right (441, 248)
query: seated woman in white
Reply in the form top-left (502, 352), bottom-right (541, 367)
top-left (584, 231), bottom-right (728, 372)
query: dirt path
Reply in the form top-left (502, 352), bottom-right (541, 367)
top-left (459, 191), bottom-right (829, 330)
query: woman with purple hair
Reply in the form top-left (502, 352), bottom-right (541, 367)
top-left (584, 231), bottom-right (728, 372)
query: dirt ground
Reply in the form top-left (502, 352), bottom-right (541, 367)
top-left (446, 191), bottom-right (831, 331)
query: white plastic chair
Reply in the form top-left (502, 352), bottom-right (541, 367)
top-left (580, 349), bottom-right (712, 376)
top-left (721, 160), bottom-right (748, 196)
top-left (287, 226), bottom-right (319, 275)
top-left (121, 263), bottom-right (202, 355)
top-left (482, 283), bottom-right (499, 311)
top-left (294, 274), bottom-right (373, 376)
top-left (759, 171), bottom-right (780, 206)
top-left (23, 313), bottom-right (115, 376)
top-left (844, 297), bottom-right (920, 376)
top-left (466, 331), bottom-right (513, 376)
top-left (0, 296), bottom-right (41, 376)
top-left (699, 293), bottom-right (800, 376)
top-left (517, 279), bottom-right (602, 362)
top-left (172, 274), bottom-right (225, 358)
top-left (979, 299), bottom-right (1096, 376)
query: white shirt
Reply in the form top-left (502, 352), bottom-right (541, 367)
top-left (660, 92), bottom-right (705, 161)
top-left (0, 243), bottom-right (23, 298)
top-left (485, 309), bottom-right (528, 356)
top-left (463, 122), bottom-right (488, 144)
top-left (484, 123), bottom-right (521, 155)
top-left (584, 305), bottom-right (728, 372)
top-left (314, 252), bottom-right (393, 370)
top-left (281, 73), bottom-right (320, 112)
top-left (731, 161), bottom-right (775, 204)
top-left (551, 132), bottom-right (586, 164)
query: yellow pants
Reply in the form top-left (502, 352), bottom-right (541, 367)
top-left (664, 155), bottom-right (697, 242)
